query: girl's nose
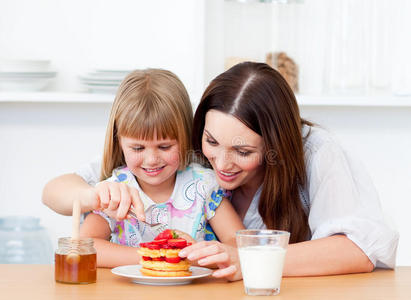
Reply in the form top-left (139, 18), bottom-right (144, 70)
top-left (144, 149), bottom-right (161, 166)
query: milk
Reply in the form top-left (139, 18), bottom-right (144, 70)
top-left (238, 245), bottom-right (286, 289)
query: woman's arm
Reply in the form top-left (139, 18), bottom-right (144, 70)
top-left (80, 213), bottom-right (141, 268)
top-left (284, 235), bottom-right (374, 276)
top-left (209, 198), bottom-right (245, 247)
top-left (179, 234), bottom-right (373, 281)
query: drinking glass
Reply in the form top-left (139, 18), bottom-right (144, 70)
top-left (236, 229), bottom-right (290, 296)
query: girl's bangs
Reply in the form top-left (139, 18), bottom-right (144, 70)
top-left (116, 105), bottom-right (178, 141)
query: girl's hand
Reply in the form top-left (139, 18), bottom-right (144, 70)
top-left (178, 241), bottom-right (242, 281)
top-left (84, 181), bottom-right (145, 221)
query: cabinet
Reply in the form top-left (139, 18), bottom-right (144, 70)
top-left (204, 0), bottom-right (411, 98)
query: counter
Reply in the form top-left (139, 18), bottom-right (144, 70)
top-left (1, 265), bottom-right (410, 300)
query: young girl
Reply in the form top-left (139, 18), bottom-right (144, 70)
top-left (79, 69), bottom-right (244, 268)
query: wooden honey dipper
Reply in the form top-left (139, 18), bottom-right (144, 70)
top-left (65, 198), bottom-right (81, 264)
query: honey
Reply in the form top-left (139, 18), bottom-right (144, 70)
top-left (55, 237), bottom-right (97, 284)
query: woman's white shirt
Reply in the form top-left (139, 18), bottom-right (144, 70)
top-left (243, 125), bottom-right (399, 269)
top-left (75, 126), bottom-right (398, 269)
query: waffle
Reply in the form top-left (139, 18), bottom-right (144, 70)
top-left (137, 230), bottom-right (192, 277)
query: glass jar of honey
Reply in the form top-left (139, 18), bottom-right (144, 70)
top-left (55, 237), bottom-right (97, 284)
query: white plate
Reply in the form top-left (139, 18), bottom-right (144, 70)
top-left (0, 71), bottom-right (56, 78)
top-left (82, 84), bottom-right (118, 94)
top-left (0, 59), bottom-right (51, 72)
top-left (79, 78), bottom-right (123, 85)
top-left (111, 265), bottom-right (212, 286)
top-left (94, 69), bottom-right (133, 74)
top-left (0, 77), bottom-right (53, 91)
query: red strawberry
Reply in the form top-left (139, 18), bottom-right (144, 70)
top-left (161, 244), bottom-right (173, 249)
top-left (142, 256), bottom-right (152, 261)
top-left (139, 242), bottom-right (148, 248)
top-left (167, 239), bottom-right (187, 249)
top-left (146, 242), bottom-right (161, 250)
top-left (151, 239), bottom-right (167, 246)
top-left (154, 229), bottom-right (179, 240)
top-left (152, 257), bottom-right (165, 261)
top-left (165, 256), bottom-right (181, 263)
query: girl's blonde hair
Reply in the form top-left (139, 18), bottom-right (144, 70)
top-left (101, 69), bottom-right (193, 180)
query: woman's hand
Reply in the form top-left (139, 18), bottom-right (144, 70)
top-left (83, 181), bottom-right (145, 221)
top-left (179, 241), bottom-right (242, 281)
top-left (173, 230), bottom-right (196, 245)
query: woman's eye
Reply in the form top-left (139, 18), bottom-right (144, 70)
top-left (206, 138), bottom-right (218, 146)
top-left (237, 150), bottom-right (251, 157)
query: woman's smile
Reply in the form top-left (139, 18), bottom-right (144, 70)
top-left (217, 169), bottom-right (242, 182)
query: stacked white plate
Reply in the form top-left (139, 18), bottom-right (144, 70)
top-left (0, 59), bottom-right (57, 91)
top-left (79, 70), bottom-right (132, 94)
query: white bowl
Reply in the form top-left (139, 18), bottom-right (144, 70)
top-left (0, 59), bottom-right (51, 72)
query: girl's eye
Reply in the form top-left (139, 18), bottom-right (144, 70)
top-left (132, 147), bottom-right (144, 152)
top-left (206, 138), bottom-right (218, 146)
top-left (159, 145), bottom-right (171, 150)
top-left (237, 150), bottom-right (251, 157)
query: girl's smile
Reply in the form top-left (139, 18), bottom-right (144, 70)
top-left (142, 165), bottom-right (166, 176)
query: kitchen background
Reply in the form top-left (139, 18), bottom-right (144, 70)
top-left (0, 0), bottom-right (410, 265)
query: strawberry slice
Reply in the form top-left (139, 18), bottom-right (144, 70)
top-left (139, 242), bottom-right (148, 248)
top-left (161, 244), bottom-right (173, 249)
top-left (151, 239), bottom-right (167, 246)
top-left (146, 242), bottom-right (161, 250)
top-left (165, 256), bottom-right (181, 263)
top-left (152, 257), bottom-right (165, 261)
top-left (142, 256), bottom-right (152, 261)
top-left (167, 239), bottom-right (187, 249)
top-left (154, 229), bottom-right (179, 240)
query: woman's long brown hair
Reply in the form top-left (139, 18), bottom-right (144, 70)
top-left (192, 62), bottom-right (310, 243)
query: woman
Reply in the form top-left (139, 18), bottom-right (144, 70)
top-left (177, 62), bottom-right (398, 280)
top-left (42, 62), bottom-right (398, 280)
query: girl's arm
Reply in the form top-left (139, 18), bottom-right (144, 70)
top-left (208, 198), bottom-right (245, 247)
top-left (42, 174), bottom-right (97, 215)
top-left (42, 173), bottom-right (145, 220)
top-left (80, 213), bottom-right (141, 268)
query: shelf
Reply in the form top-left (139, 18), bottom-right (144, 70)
top-left (296, 94), bottom-right (411, 108)
top-left (1, 92), bottom-right (411, 108)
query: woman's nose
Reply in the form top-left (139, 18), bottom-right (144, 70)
top-left (214, 149), bottom-right (234, 170)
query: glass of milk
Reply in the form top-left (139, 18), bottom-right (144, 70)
top-left (236, 229), bottom-right (290, 296)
